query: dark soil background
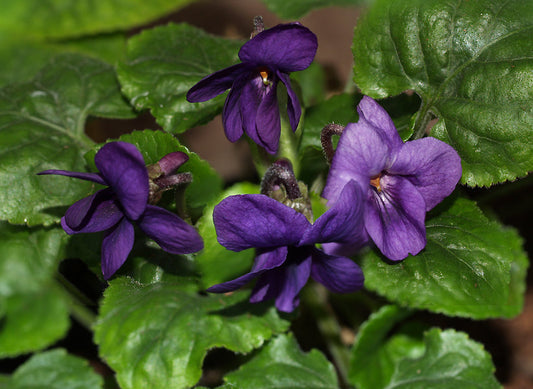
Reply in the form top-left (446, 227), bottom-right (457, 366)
top-left (87, 0), bottom-right (533, 387)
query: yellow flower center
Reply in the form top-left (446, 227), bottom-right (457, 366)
top-left (258, 67), bottom-right (271, 86)
top-left (370, 174), bottom-right (382, 192)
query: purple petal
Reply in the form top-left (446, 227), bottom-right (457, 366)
top-left (95, 142), bottom-right (149, 221)
top-left (38, 169), bottom-right (107, 185)
top-left (323, 121), bottom-right (392, 204)
top-left (251, 249), bottom-right (312, 312)
top-left (302, 181), bottom-right (366, 248)
top-left (213, 194), bottom-right (310, 251)
top-left (239, 24), bottom-right (318, 72)
top-left (365, 175), bottom-right (426, 260)
top-left (101, 218), bottom-right (135, 279)
top-left (186, 63), bottom-right (248, 102)
top-left (64, 196), bottom-right (123, 234)
top-left (277, 71), bottom-right (301, 131)
top-left (63, 188), bottom-right (115, 231)
top-left (254, 77), bottom-right (281, 154)
top-left (207, 246), bottom-right (288, 293)
top-left (310, 249), bottom-right (364, 293)
top-left (157, 152), bottom-right (188, 175)
top-left (389, 137), bottom-right (462, 211)
top-left (240, 75), bottom-right (266, 149)
top-left (137, 205), bottom-right (203, 254)
top-left (222, 74), bottom-right (246, 142)
top-left (357, 96), bottom-right (403, 151)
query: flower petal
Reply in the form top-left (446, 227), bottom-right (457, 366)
top-left (213, 194), bottom-right (310, 251)
top-left (186, 63), bottom-right (248, 102)
top-left (240, 75), bottom-right (265, 148)
top-left (277, 71), bottom-right (301, 132)
top-left (64, 197), bottom-right (123, 234)
top-left (310, 249), bottom-right (364, 293)
top-left (254, 77), bottom-right (281, 154)
top-left (63, 188), bottom-right (117, 231)
top-left (251, 250), bottom-right (312, 312)
top-left (301, 180), bottom-right (366, 248)
top-left (95, 142), bottom-right (149, 221)
top-left (37, 170), bottom-right (107, 185)
top-left (357, 96), bottom-right (403, 151)
top-left (101, 218), bottom-right (135, 279)
top-left (323, 121), bottom-right (391, 204)
top-left (365, 175), bottom-right (426, 260)
top-left (239, 24), bottom-right (318, 72)
top-left (389, 137), bottom-right (462, 211)
top-left (222, 74), bottom-right (246, 142)
top-left (157, 152), bottom-right (188, 175)
top-left (137, 205), bottom-right (203, 254)
top-left (207, 246), bottom-right (288, 293)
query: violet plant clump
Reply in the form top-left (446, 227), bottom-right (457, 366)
top-left (39, 141), bottom-right (203, 279)
top-left (1, 1), bottom-right (530, 389)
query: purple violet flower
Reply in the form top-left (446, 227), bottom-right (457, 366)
top-left (207, 181), bottom-right (365, 313)
top-left (38, 141), bottom-right (203, 279)
top-left (186, 23), bottom-right (318, 154)
top-left (323, 96), bottom-right (462, 261)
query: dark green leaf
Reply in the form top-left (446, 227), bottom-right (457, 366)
top-left (360, 195), bottom-right (528, 319)
top-left (0, 0), bottom-right (197, 39)
top-left (94, 277), bottom-right (290, 389)
top-left (195, 183), bottom-right (258, 289)
top-left (8, 349), bottom-right (103, 389)
top-left (224, 334), bottom-right (338, 388)
top-left (349, 306), bottom-right (500, 389)
top-left (0, 53), bottom-right (134, 226)
top-left (353, 0), bottom-right (533, 186)
top-left (117, 23), bottom-right (243, 133)
top-left (291, 63), bottom-right (327, 108)
top-left (0, 225), bottom-right (70, 357)
top-left (261, 0), bottom-right (369, 19)
top-left (0, 34), bottom-right (127, 87)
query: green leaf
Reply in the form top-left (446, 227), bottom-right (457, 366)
top-left (0, 224), bottom-right (70, 357)
top-left (8, 349), bottom-right (103, 389)
top-left (349, 306), bottom-right (500, 389)
top-left (261, 0), bottom-right (369, 19)
top-left (0, 53), bottom-right (135, 226)
top-left (195, 183), bottom-right (259, 289)
top-left (0, 34), bottom-right (127, 87)
top-left (360, 195), bottom-right (528, 319)
top-left (224, 334), bottom-right (339, 388)
top-left (0, 0), bottom-right (197, 39)
top-left (94, 277), bottom-right (290, 389)
top-left (117, 23), bottom-right (243, 133)
top-left (353, 0), bottom-right (533, 186)
top-left (85, 130), bottom-right (223, 211)
top-left (387, 329), bottom-right (500, 388)
top-left (291, 63), bottom-right (327, 108)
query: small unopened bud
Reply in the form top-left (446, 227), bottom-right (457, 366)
top-left (251, 16), bottom-right (264, 38)
top-left (321, 123), bottom-right (344, 164)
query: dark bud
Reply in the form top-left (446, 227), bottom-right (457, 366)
top-left (321, 123), bottom-right (344, 164)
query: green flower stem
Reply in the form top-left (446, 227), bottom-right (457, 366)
top-left (412, 102), bottom-right (433, 140)
top-left (246, 138), bottom-right (271, 178)
top-left (278, 116), bottom-right (300, 176)
top-left (302, 283), bottom-right (352, 388)
top-left (55, 272), bottom-right (97, 329)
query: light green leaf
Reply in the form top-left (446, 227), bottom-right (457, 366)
top-left (0, 0), bottom-right (197, 39)
top-left (224, 334), bottom-right (339, 388)
top-left (8, 349), bottom-right (103, 389)
top-left (117, 23), bottom-right (243, 133)
top-left (0, 224), bottom-right (70, 357)
top-left (94, 277), bottom-right (290, 389)
top-left (360, 196), bottom-right (528, 319)
top-left (261, 0), bottom-right (369, 19)
top-left (386, 329), bottom-right (500, 388)
top-left (0, 53), bottom-right (135, 226)
top-left (353, 0), bottom-right (533, 186)
top-left (195, 182), bottom-right (259, 289)
top-left (349, 306), bottom-right (500, 389)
